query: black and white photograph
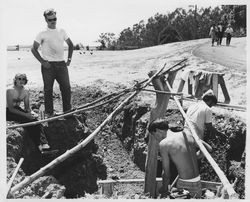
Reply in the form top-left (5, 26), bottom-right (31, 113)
top-left (1, 0), bottom-right (248, 200)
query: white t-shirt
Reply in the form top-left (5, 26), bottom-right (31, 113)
top-left (184, 101), bottom-right (212, 138)
top-left (225, 27), bottom-right (233, 35)
top-left (218, 25), bottom-right (223, 32)
top-left (35, 28), bottom-right (68, 61)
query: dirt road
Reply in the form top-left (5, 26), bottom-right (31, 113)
top-left (193, 37), bottom-right (246, 72)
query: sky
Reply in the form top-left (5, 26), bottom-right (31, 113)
top-left (1, 0), bottom-right (227, 46)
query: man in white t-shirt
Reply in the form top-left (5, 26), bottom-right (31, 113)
top-left (184, 89), bottom-right (216, 140)
top-left (225, 24), bottom-right (234, 46)
top-left (31, 9), bottom-right (74, 117)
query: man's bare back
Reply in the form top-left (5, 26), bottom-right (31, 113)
top-left (159, 130), bottom-right (199, 180)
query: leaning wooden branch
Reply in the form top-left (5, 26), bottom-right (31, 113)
top-left (9, 61), bottom-right (169, 195)
top-left (6, 158), bottom-right (24, 197)
top-left (166, 81), bottom-right (238, 199)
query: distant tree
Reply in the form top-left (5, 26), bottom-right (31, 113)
top-left (118, 21), bottom-right (146, 48)
top-left (97, 32), bottom-right (117, 49)
top-left (100, 40), bottom-right (106, 49)
top-left (118, 27), bottom-right (134, 47)
top-left (234, 5), bottom-right (246, 28)
top-left (74, 44), bottom-right (80, 50)
top-left (110, 5), bottom-right (246, 49)
top-left (158, 25), bottom-right (182, 44)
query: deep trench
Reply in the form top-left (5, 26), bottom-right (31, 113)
top-left (111, 102), bottom-right (246, 199)
top-left (6, 87), bottom-right (246, 198)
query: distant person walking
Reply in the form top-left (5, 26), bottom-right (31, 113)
top-left (31, 8), bottom-right (74, 118)
top-left (209, 24), bottom-right (217, 47)
top-left (225, 24), bottom-right (233, 46)
top-left (217, 22), bottom-right (224, 45)
top-left (215, 25), bottom-right (220, 46)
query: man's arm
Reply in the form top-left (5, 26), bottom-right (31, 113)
top-left (196, 140), bottom-right (213, 159)
top-left (23, 91), bottom-right (31, 113)
top-left (205, 122), bottom-right (218, 136)
top-left (6, 90), bottom-right (33, 119)
top-left (159, 141), bottom-right (171, 196)
top-left (31, 41), bottom-right (51, 68)
top-left (65, 38), bottom-right (74, 66)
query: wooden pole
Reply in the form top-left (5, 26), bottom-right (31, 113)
top-left (218, 75), bottom-right (230, 103)
top-left (9, 61), bottom-right (168, 195)
top-left (212, 74), bottom-right (219, 98)
top-left (166, 81), bottom-right (238, 199)
top-left (142, 88), bottom-right (183, 96)
top-left (6, 158), bottom-right (24, 197)
top-left (144, 70), bottom-right (178, 198)
top-left (182, 96), bottom-right (246, 111)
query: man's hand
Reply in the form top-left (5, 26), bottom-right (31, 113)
top-left (25, 113), bottom-right (36, 120)
top-left (31, 111), bottom-right (39, 119)
top-left (42, 61), bottom-right (51, 69)
top-left (66, 59), bottom-right (71, 66)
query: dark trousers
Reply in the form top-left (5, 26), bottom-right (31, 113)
top-left (6, 107), bottom-right (48, 147)
top-left (226, 34), bottom-right (232, 46)
top-left (218, 32), bottom-right (223, 45)
top-left (41, 61), bottom-right (71, 114)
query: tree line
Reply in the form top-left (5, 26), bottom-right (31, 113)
top-left (96, 5), bottom-right (246, 50)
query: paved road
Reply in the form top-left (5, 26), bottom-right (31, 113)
top-left (192, 37), bottom-right (246, 72)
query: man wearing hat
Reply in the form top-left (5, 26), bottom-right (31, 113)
top-left (151, 89), bottom-right (217, 198)
top-left (31, 8), bottom-right (74, 118)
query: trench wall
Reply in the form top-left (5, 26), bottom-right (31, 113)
top-left (6, 113), bottom-right (107, 199)
top-left (111, 101), bottom-right (246, 199)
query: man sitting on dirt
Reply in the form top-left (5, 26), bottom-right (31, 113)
top-left (6, 73), bottom-right (53, 154)
top-left (149, 89), bottom-right (217, 198)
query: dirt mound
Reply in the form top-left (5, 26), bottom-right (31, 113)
top-left (6, 95), bottom-right (107, 198)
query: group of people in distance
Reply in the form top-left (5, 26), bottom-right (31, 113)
top-left (209, 22), bottom-right (234, 46)
top-left (6, 8), bottom-right (74, 154)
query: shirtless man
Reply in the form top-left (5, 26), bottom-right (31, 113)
top-left (151, 89), bottom-right (217, 198)
top-left (6, 73), bottom-right (51, 153)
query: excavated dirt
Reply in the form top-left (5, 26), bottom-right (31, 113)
top-left (6, 89), bottom-right (107, 199)
top-left (6, 85), bottom-right (246, 199)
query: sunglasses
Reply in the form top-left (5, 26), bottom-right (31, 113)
top-left (17, 78), bottom-right (27, 81)
top-left (47, 18), bottom-right (57, 22)
top-left (44, 9), bottom-right (56, 16)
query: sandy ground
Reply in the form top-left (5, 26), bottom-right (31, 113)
top-left (6, 37), bottom-right (246, 119)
